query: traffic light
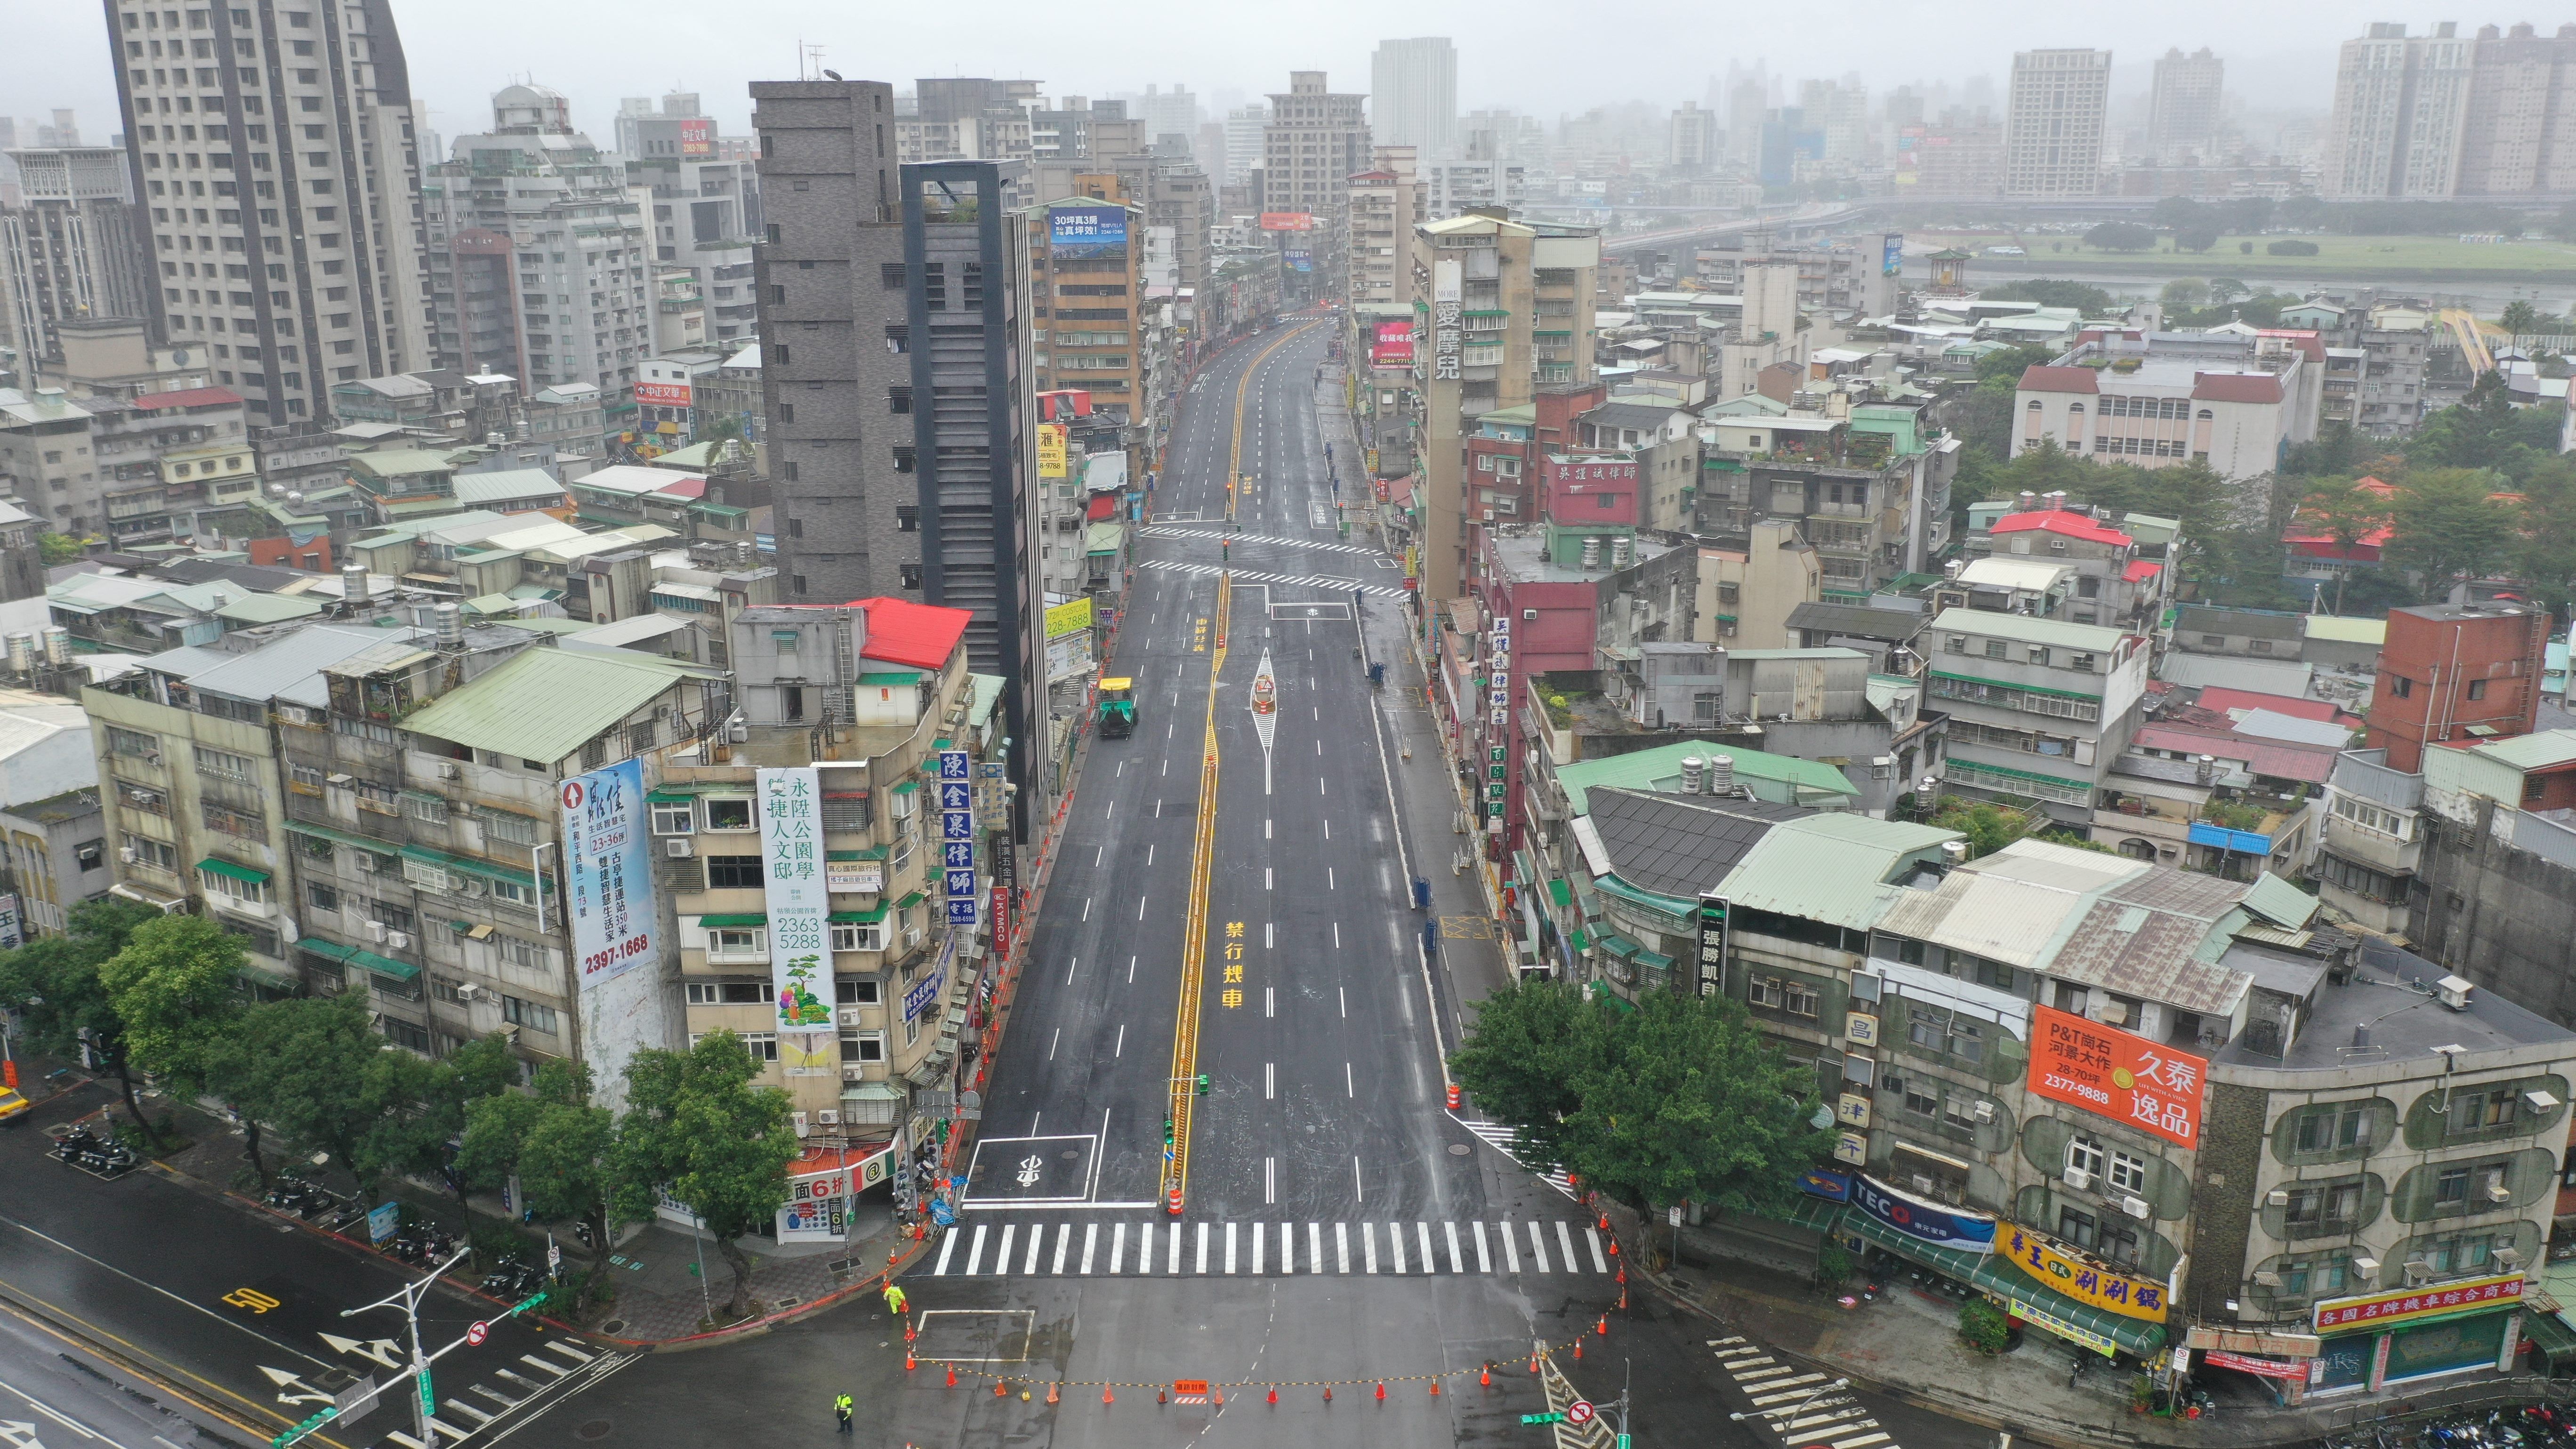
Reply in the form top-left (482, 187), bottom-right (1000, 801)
top-left (1162, 1117), bottom-right (1175, 1145)
top-left (1195, 1073), bottom-right (1209, 1096)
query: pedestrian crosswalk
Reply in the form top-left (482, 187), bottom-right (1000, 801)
top-left (1137, 558), bottom-right (1406, 598)
top-left (1708, 1338), bottom-right (1896, 1449)
top-left (926, 1218), bottom-right (1614, 1278)
top-left (365, 1338), bottom-right (616, 1449)
top-left (1453, 1116), bottom-right (1576, 1199)
top-left (1142, 526), bottom-right (1380, 558)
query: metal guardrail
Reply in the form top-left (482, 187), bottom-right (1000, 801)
top-left (2319, 1371), bottom-right (2576, 1440)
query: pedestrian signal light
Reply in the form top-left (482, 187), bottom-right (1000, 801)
top-left (1195, 1074), bottom-right (1209, 1095)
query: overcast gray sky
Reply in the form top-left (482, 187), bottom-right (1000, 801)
top-left (5, 1), bottom-right (2412, 149)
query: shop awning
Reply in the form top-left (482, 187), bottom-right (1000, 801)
top-left (1547, 878), bottom-right (1573, 908)
top-left (894, 891), bottom-right (926, 910)
top-left (2527, 1312), bottom-right (2576, 1364)
top-left (699, 913), bottom-right (766, 928)
top-left (1596, 934), bottom-right (1641, 960)
top-left (195, 857), bottom-right (271, 885)
top-left (350, 949), bottom-right (419, 981)
top-left (1838, 1211), bottom-right (2167, 1355)
top-left (399, 844), bottom-right (547, 889)
top-left (829, 906), bottom-right (889, 925)
top-left (1568, 926), bottom-right (1592, 951)
top-left (1632, 949), bottom-right (1676, 972)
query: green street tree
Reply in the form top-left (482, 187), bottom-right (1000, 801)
top-left (99, 915), bottom-right (247, 1150)
top-left (0, 899), bottom-right (165, 1139)
top-left (371, 1033), bottom-right (521, 1222)
top-left (2385, 468), bottom-right (2523, 600)
top-left (2083, 221), bottom-right (2155, 252)
top-left (612, 1032), bottom-right (796, 1320)
top-left (2290, 480), bottom-right (2396, 613)
top-left (1451, 985), bottom-right (1828, 1223)
top-left (459, 1059), bottom-right (617, 1275)
top-left (212, 992), bottom-right (393, 1186)
top-left (2502, 300), bottom-right (2539, 337)
top-left (2174, 222), bottom-right (2222, 254)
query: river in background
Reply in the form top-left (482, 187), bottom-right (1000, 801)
top-left (1921, 261), bottom-right (2575, 316)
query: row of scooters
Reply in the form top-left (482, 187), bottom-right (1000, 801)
top-left (2334, 1404), bottom-right (2576, 1449)
top-left (49, 1124), bottom-right (140, 1180)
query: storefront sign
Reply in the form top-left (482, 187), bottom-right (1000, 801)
top-left (1798, 1168), bottom-right (1852, 1201)
top-left (1256, 212), bottom-right (1317, 231)
top-left (758, 768), bottom-right (834, 1047)
top-left (1036, 423), bottom-right (1067, 478)
top-left (2201, 1351), bottom-right (2306, 1380)
top-left (1433, 260), bottom-right (1462, 382)
top-left (2312, 1274), bottom-right (2525, 1335)
top-left (1990, 1294), bottom-right (2119, 1358)
top-left (1371, 320), bottom-right (1415, 367)
top-left (678, 117), bottom-right (713, 158)
top-left (2184, 1327), bottom-right (2322, 1357)
top-left (2028, 1004), bottom-right (2207, 1148)
top-left (1850, 1173), bottom-right (1996, 1251)
top-left (828, 858), bottom-right (883, 894)
top-left (2000, 1225), bottom-right (2169, 1321)
top-left (1845, 1010), bottom-right (1878, 1046)
top-left (633, 379), bottom-right (692, 409)
top-left (1832, 1132), bottom-right (1868, 1166)
top-left (1836, 1092), bottom-right (1871, 1128)
top-left (938, 750), bottom-right (976, 927)
top-left (903, 939), bottom-right (950, 1025)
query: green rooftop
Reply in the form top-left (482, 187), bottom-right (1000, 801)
top-left (1554, 738), bottom-right (1860, 815)
top-left (398, 646), bottom-right (691, 764)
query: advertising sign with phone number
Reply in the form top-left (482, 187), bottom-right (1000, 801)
top-left (560, 758), bottom-right (657, 990)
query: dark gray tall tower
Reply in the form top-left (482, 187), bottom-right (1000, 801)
top-left (750, 80), bottom-right (1040, 839)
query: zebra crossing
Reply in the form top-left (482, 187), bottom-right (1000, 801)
top-left (1453, 1116), bottom-right (1576, 1199)
top-left (926, 1217), bottom-right (1613, 1278)
top-left (364, 1337), bottom-right (619, 1449)
top-left (1137, 558), bottom-right (1407, 598)
top-left (1709, 1337), bottom-right (1896, 1449)
top-left (1141, 526), bottom-right (1380, 558)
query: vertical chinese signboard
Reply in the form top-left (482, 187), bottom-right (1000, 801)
top-left (2026, 1004), bottom-right (2207, 1148)
top-left (559, 758), bottom-right (666, 1111)
top-left (1432, 259), bottom-right (1462, 382)
top-left (1695, 893), bottom-right (1729, 996)
top-left (938, 750), bottom-right (977, 928)
top-left (678, 117), bottom-right (713, 158)
top-left (758, 767), bottom-right (835, 1073)
top-left (1036, 423), bottom-right (1068, 479)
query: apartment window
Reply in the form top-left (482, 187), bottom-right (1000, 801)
top-left (1902, 1079), bottom-right (1938, 1118)
top-left (2107, 1149), bottom-right (2149, 1194)
top-left (707, 927), bottom-right (765, 958)
top-left (200, 801), bottom-right (262, 838)
top-left (2293, 1103), bottom-right (2372, 1154)
top-left (2284, 1182), bottom-right (2361, 1230)
top-left (841, 1031), bottom-right (886, 1063)
top-left (704, 854), bottom-right (763, 890)
top-left (122, 833), bottom-right (178, 871)
top-left (740, 1031), bottom-right (780, 1062)
top-left (887, 386), bottom-right (911, 414)
top-left (651, 800), bottom-right (696, 835)
top-left (2467, 678), bottom-right (2487, 700)
top-left (1941, 1091), bottom-right (1981, 1132)
top-left (107, 726), bottom-right (161, 758)
top-left (835, 979), bottom-right (883, 1005)
top-left (893, 448), bottom-right (917, 475)
top-left (899, 564), bottom-right (923, 590)
top-left (475, 806), bottom-right (539, 846)
top-left (2435, 1163), bottom-right (2471, 1208)
top-left (2387, 674), bottom-right (2413, 699)
top-left (2278, 1255), bottom-right (2352, 1299)
top-left (879, 263), bottom-right (905, 290)
top-left (193, 744), bottom-right (257, 781)
top-left (1984, 640), bottom-right (2006, 659)
top-left (402, 792), bottom-right (448, 824)
top-left (2423, 1232), bottom-right (2497, 1274)
top-left (832, 920), bottom-right (887, 952)
top-left (703, 797), bottom-right (755, 831)
top-left (500, 994), bottom-right (557, 1035)
top-left (2067, 1135), bottom-right (2106, 1180)
top-left (2449, 1089), bottom-right (2515, 1135)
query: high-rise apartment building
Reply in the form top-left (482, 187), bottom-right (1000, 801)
top-left (1222, 105), bottom-right (1270, 199)
top-left (749, 78), bottom-right (1044, 838)
top-left (1131, 84), bottom-right (1200, 152)
top-left (1406, 212), bottom-right (1598, 604)
top-left (2147, 48), bottom-right (2225, 161)
top-left (419, 85), bottom-right (650, 396)
top-left (1668, 103), bottom-right (1720, 173)
top-left (106, 0), bottom-right (433, 423)
top-left (1725, 76), bottom-right (1769, 169)
top-left (2321, 23), bottom-right (2476, 199)
top-left (0, 145), bottom-right (151, 368)
top-left (1264, 74), bottom-right (1370, 295)
top-left (2456, 23), bottom-right (2576, 197)
top-left (618, 94), bottom-right (763, 346)
top-left (1345, 149), bottom-right (1422, 311)
top-left (897, 78), bottom-right (1038, 165)
top-left (2003, 48), bottom-right (2111, 197)
top-left (1370, 38), bottom-right (1457, 160)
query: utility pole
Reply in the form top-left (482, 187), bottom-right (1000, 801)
top-left (341, 1247), bottom-right (469, 1442)
top-left (1610, 1357), bottom-right (1633, 1449)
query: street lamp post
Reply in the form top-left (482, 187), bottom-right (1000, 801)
top-left (341, 1246), bottom-right (469, 1443)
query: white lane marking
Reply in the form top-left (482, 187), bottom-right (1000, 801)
top-left (1420, 1221), bottom-right (1436, 1274)
top-left (1114, 1024), bottom-right (1126, 1057)
top-left (1051, 1224), bottom-right (1070, 1275)
top-left (1319, 1222), bottom-right (1332, 1273)
top-left (1195, 1223), bottom-right (1210, 1275)
top-left (1587, 1227), bottom-right (1609, 1273)
top-left (1082, 897), bottom-right (1092, 921)
top-left (1128, 956), bottom-right (1137, 983)
top-left (1169, 1221), bottom-right (1183, 1274)
top-left (1265, 921), bottom-right (1273, 948)
top-left (1081, 1223), bottom-right (1098, 1274)
top-left (1499, 1222), bottom-right (1520, 1273)
top-left (1225, 1222), bottom-right (1238, 1274)
top-left (1353, 1154), bottom-right (1364, 1201)
top-left (1339, 986), bottom-right (1347, 1018)
top-left (1111, 1222), bottom-right (1126, 1274)
top-left (1389, 1222), bottom-right (1407, 1274)
top-left (964, 1224), bottom-right (987, 1274)
top-left (1265, 1063), bottom-right (1274, 1099)
top-left (1327, 867), bottom-right (1335, 890)
top-left (1362, 1222), bottom-right (1379, 1273)
top-left (1265, 867), bottom-right (1272, 890)
top-left (991, 1224), bottom-right (1014, 1274)
top-left (1527, 1221), bottom-right (1551, 1273)
top-left (1446, 1220), bottom-right (1464, 1272)
top-left (936, 1227), bottom-right (960, 1274)
top-left (1047, 1028), bottom-right (1059, 1060)
top-left (1473, 1221), bottom-right (1492, 1273)
top-left (1322, 819), bottom-right (1330, 839)
top-left (1253, 1223), bottom-right (1265, 1274)
top-left (1065, 956), bottom-right (1079, 986)
top-left (1345, 1062), bottom-right (1354, 1096)
top-left (1137, 895), bottom-right (1147, 920)
top-left (1265, 987), bottom-right (1274, 1017)
top-left (1265, 1157), bottom-right (1277, 1204)
top-left (1556, 1220), bottom-right (1580, 1275)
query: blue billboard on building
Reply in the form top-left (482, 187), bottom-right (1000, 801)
top-left (1049, 204), bottom-right (1127, 258)
top-left (1283, 249), bottom-right (1313, 273)
top-left (1882, 232), bottom-right (1905, 277)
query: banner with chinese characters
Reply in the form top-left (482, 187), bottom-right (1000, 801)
top-left (2311, 1274), bottom-right (2525, 1336)
top-left (938, 750), bottom-right (977, 927)
top-left (1432, 259), bottom-right (1462, 381)
top-left (2027, 1004), bottom-right (2208, 1148)
top-left (561, 759), bottom-right (655, 989)
top-left (2000, 1225), bottom-right (2170, 1321)
top-left (1037, 423), bottom-right (1068, 479)
top-left (757, 767), bottom-right (833, 1044)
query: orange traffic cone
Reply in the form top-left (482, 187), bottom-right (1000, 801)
top-left (905, 1349), bottom-right (917, 1372)
top-left (1619, 1287), bottom-right (1629, 1311)
top-left (1103, 1384), bottom-right (1114, 1406)
top-left (1267, 1386), bottom-right (1278, 1406)
top-left (1481, 1365), bottom-right (1492, 1388)
top-left (1609, 1239), bottom-right (1621, 1256)
top-left (1374, 1382), bottom-right (1386, 1401)
top-left (1046, 1382), bottom-right (1059, 1405)
top-left (1530, 1351), bottom-right (1540, 1374)
top-left (945, 1364), bottom-right (958, 1388)
top-left (1430, 1379), bottom-right (1441, 1397)
top-left (1157, 1387), bottom-right (1167, 1406)
top-left (1616, 1264), bottom-right (1626, 1284)
top-left (1213, 1386), bottom-right (1225, 1407)
top-left (993, 1378), bottom-right (1006, 1398)
top-left (1323, 1385), bottom-right (1333, 1402)
top-left (905, 1321), bottom-right (916, 1342)
top-left (1573, 1339), bottom-right (1584, 1360)
top-left (1597, 1314), bottom-right (1610, 1337)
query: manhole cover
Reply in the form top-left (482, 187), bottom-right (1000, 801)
top-left (597, 1319), bottom-right (626, 1336)
top-left (1448, 1143), bottom-right (1471, 1155)
top-left (773, 1296), bottom-right (801, 1309)
top-left (575, 1421), bottom-right (612, 1441)
top-left (1061, 1150), bottom-right (1079, 1160)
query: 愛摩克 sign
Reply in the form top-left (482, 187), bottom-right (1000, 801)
top-left (758, 767), bottom-right (833, 1037)
top-left (2027, 1004), bottom-right (2207, 1148)
top-left (560, 759), bottom-right (657, 989)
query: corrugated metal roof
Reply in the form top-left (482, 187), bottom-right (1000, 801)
top-left (173, 624), bottom-right (432, 707)
top-left (450, 468), bottom-right (568, 508)
top-left (1876, 840), bottom-right (2149, 967)
top-left (1930, 607), bottom-right (2131, 652)
top-left (397, 647), bottom-right (689, 762)
top-left (2469, 731), bottom-right (2576, 772)
top-left (1716, 813), bottom-right (1962, 932)
top-left (2238, 871), bottom-right (2319, 929)
top-left (213, 593), bottom-right (324, 624)
top-left (1554, 739), bottom-right (1860, 814)
top-left (2051, 893), bottom-right (2250, 1016)
top-left (1586, 787), bottom-right (1803, 899)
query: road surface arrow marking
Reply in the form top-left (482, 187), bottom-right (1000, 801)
top-left (0, 1419), bottom-right (48, 1449)
top-left (258, 1368), bottom-right (337, 1408)
top-left (318, 1334), bottom-right (404, 1369)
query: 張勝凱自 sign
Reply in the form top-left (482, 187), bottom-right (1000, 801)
top-left (2000, 1225), bottom-right (2170, 1321)
top-left (2028, 1004), bottom-right (2207, 1148)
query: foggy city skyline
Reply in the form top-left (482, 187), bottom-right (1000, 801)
top-left (2, 0), bottom-right (2451, 147)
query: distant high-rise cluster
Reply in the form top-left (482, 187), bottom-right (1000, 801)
top-left (2323, 21), bottom-right (2576, 199)
top-left (2147, 47), bottom-right (2225, 161)
top-left (1370, 37), bottom-right (1458, 161)
top-left (2002, 48), bottom-right (2113, 197)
